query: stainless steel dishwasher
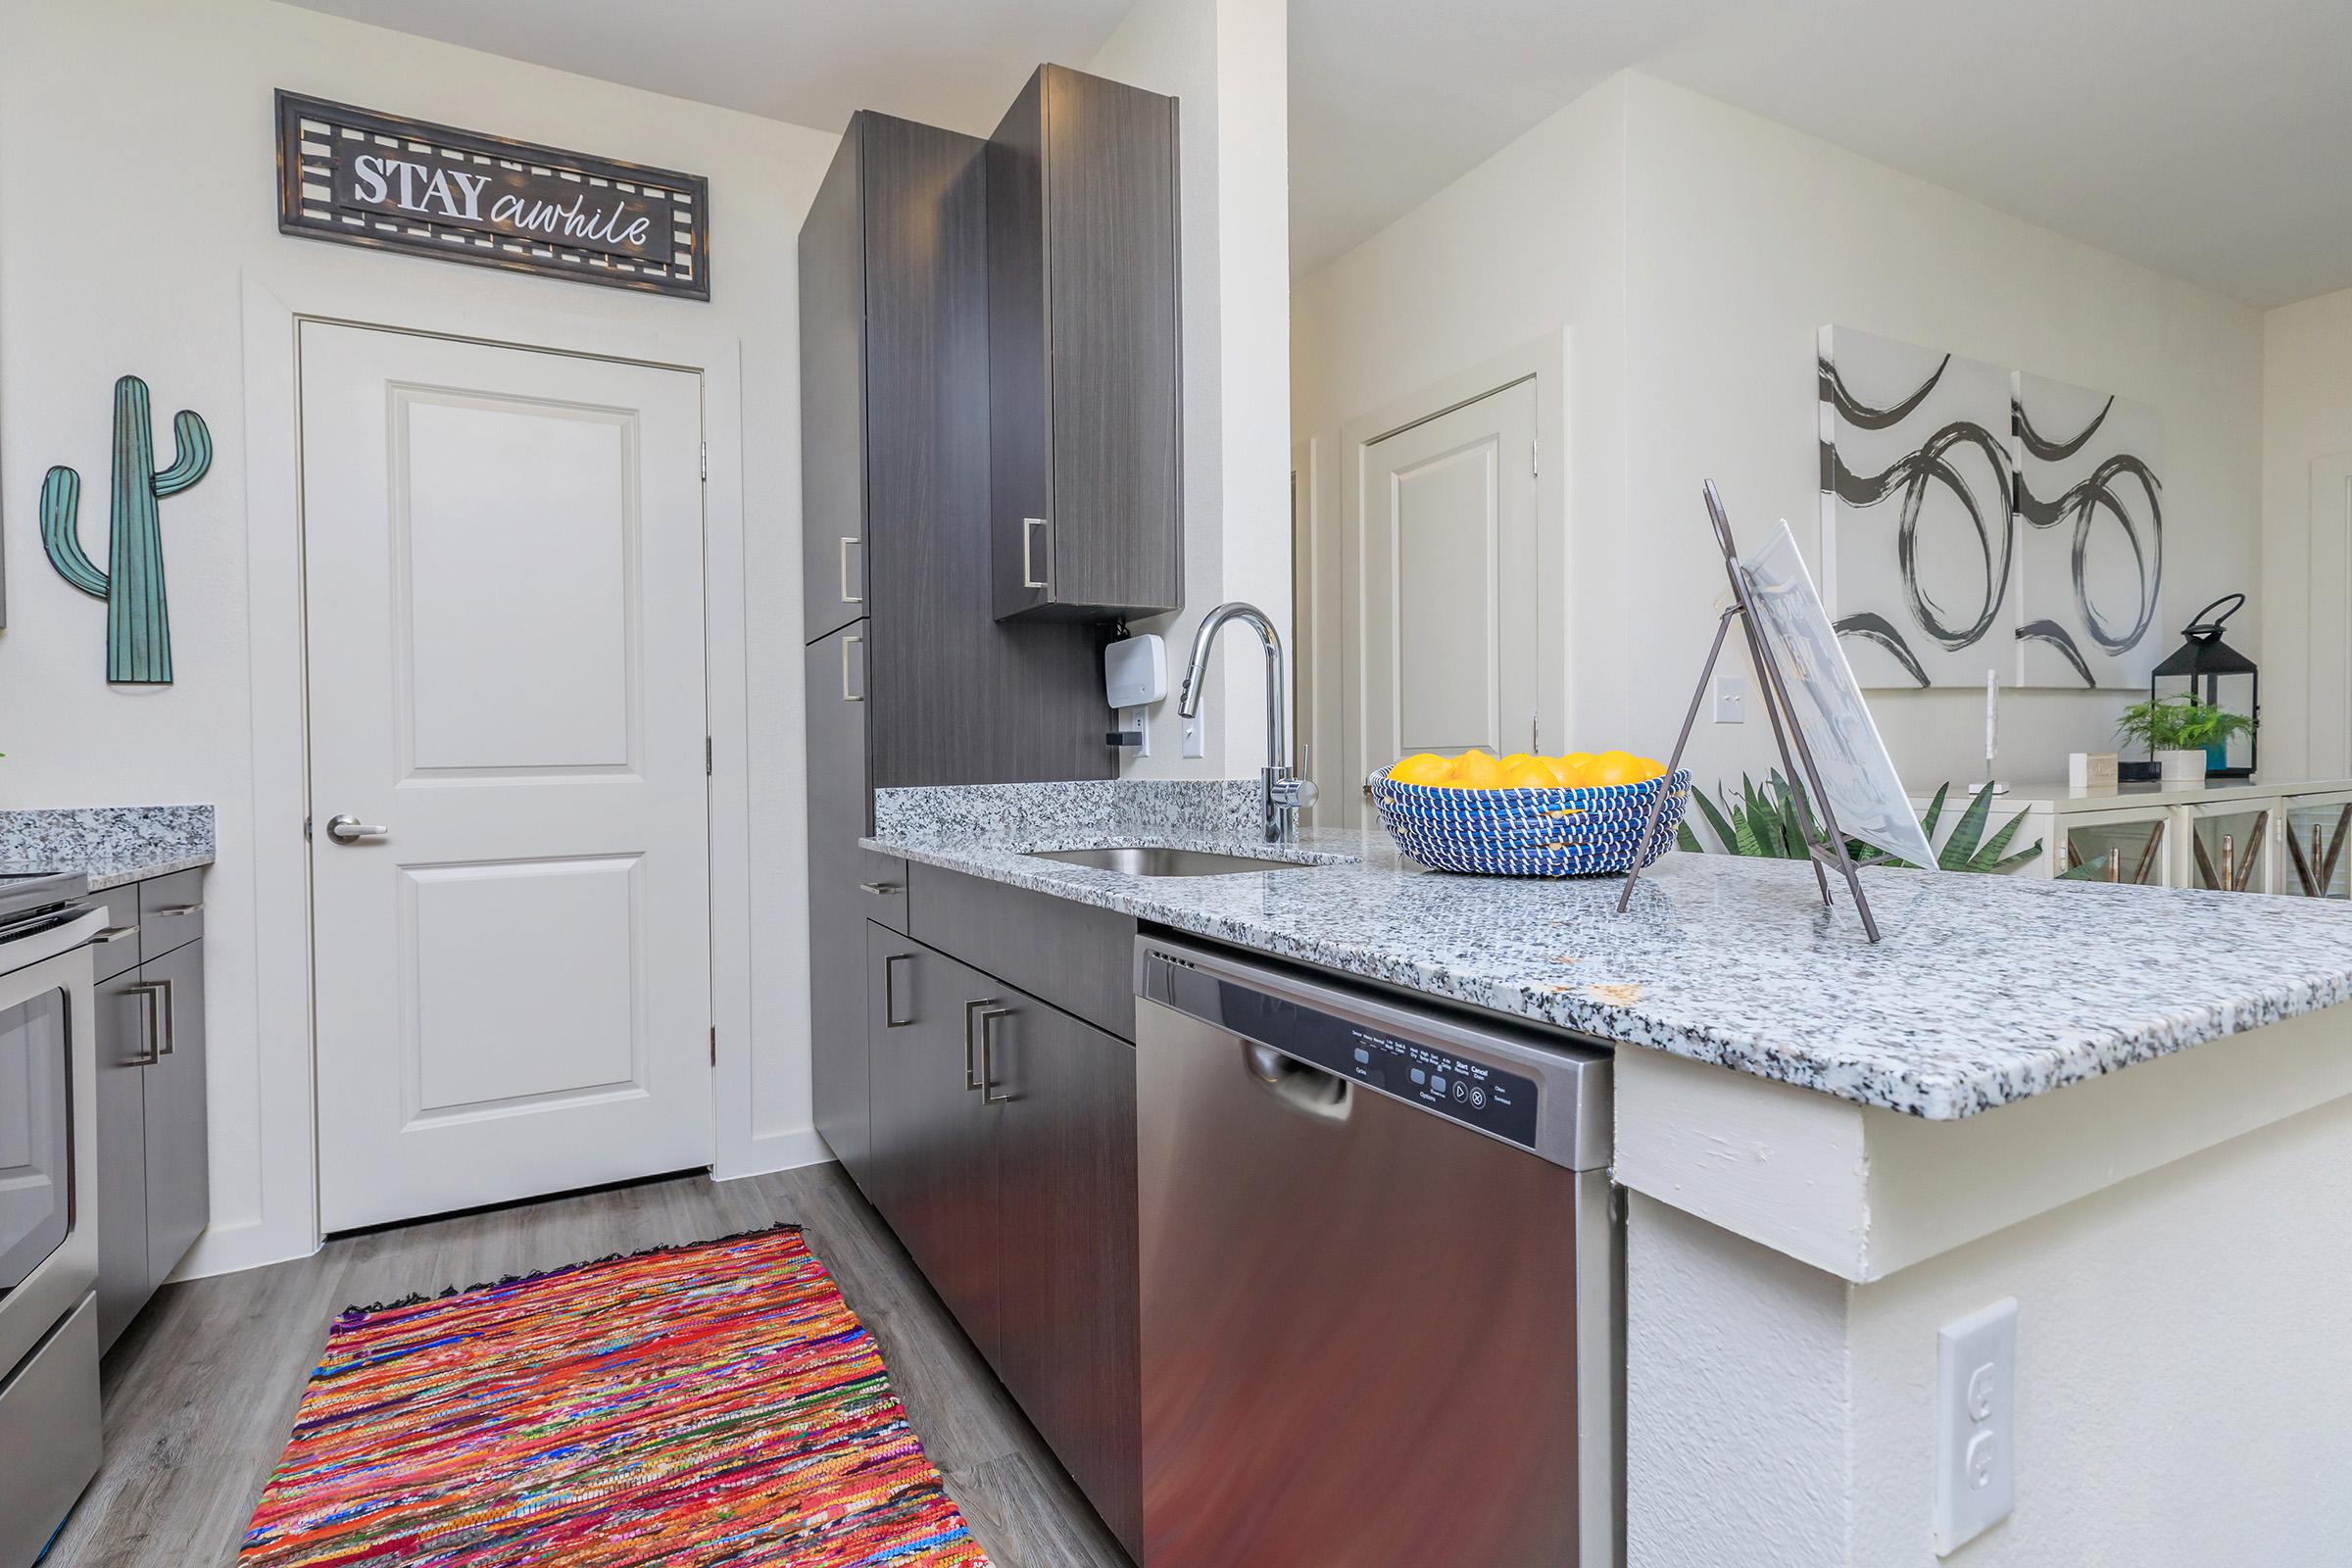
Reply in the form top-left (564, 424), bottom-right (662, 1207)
top-left (1136, 936), bottom-right (1619, 1567)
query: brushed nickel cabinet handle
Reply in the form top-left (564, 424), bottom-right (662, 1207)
top-left (963, 997), bottom-right (1002, 1091)
top-left (1021, 516), bottom-right (1050, 591)
top-left (151, 976), bottom-right (176, 1056)
top-left (842, 634), bottom-right (865, 703)
top-left (125, 982), bottom-right (165, 1065)
top-left (979, 1006), bottom-right (1014, 1104)
top-left (883, 952), bottom-right (913, 1028)
top-left (94, 924), bottom-right (140, 945)
top-left (858, 881), bottom-right (902, 897)
top-left (149, 904), bottom-right (204, 917)
top-left (840, 536), bottom-right (864, 605)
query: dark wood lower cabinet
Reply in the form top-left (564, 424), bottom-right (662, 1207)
top-left (992, 994), bottom-right (1143, 1553)
top-left (864, 926), bottom-right (1143, 1559)
top-left (865, 926), bottom-right (1004, 1368)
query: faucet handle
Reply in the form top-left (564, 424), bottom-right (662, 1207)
top-left (1272, 776), bottom-right (1318, 810)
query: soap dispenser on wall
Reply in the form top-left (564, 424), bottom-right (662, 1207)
top-left (1104, 633), bottom-right (1167, 756)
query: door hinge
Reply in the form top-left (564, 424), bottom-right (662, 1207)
top-left (1531, 437), bottom-right (1540, 478)
top-left (705, 736), bottom-right (713, 775)
top-left (710, 1025), bottom-right (717, 1065)
top-left (1532, 712), bottom-right (1541, 752)
top-left (700, 442), bottom-right (708, 481)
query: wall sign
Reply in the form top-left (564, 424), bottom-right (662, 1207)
top-left (275, 91), bottom-right (710, 300)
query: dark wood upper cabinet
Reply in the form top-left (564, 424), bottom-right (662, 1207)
top-left (988, 65), bottom-right (1183, 623)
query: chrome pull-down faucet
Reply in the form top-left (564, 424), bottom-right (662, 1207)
top-left (1177, 602), bottom-right (1316, 844)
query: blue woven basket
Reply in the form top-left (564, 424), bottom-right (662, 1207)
top-left (1371, 768), bottom-right (1691, 877)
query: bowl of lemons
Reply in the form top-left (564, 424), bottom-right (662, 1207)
top-left (1370, 750), bottom-right (1690, 877)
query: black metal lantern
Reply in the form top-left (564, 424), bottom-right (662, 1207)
top-left (2150, 593), bottom-right (2258, 778)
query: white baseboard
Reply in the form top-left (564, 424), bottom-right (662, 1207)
top-left (172, 1216), bottom-right (320, 1283)
top-left (712, 1124), bottom-right (835, 1182)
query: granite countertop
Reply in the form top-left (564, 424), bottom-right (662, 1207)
top-left (0, 806), bottom-right (216, 891)
top-left (865, 780), bottom-right (2352, 1120)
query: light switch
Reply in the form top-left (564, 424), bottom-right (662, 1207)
top-left (1935, 1298), bottom-right (2017, 1555)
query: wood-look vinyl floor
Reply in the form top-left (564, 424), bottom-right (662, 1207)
top-left (43, 1163), bottom-right (1129, 1568)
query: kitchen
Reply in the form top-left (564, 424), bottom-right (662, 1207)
top-left (4, 1), bottom-right (2351, 1565)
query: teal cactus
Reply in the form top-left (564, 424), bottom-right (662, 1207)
top-left (40, 375), bottom-right (212, 684)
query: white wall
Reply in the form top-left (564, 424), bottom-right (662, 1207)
top-left (0, 0), bottom-right (840, 1273)
top-left (2260, 284), bottom-right (2352, 779)
top-left (1629, 1091), bottom-right (2352, 1564)
top-left (1094, 0), bottom-right (1292, 780)
top-left (1292, 71), bottom-right (2267, 800)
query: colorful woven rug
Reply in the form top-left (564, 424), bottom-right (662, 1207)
top-left (240, 1224), bottom-right (989, 1567)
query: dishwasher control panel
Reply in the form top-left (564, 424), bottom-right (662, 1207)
top-left (1339, 1026), bottom-right (1539, 1148)
top-left (1183, 967), bottom-right (1542, 1148)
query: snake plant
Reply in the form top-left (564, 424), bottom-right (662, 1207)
top-left (1676, 774), bottom-right (2044, 875)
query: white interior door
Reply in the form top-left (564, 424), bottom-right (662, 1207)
top-left (301, 322), bottom-right (711, 1233)
top-left (1351, 379), bottom-right (1540, 810)
top-left (2309, 454), bottom-right (2352, 778)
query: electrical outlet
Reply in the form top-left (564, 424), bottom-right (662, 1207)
top-left (1714, 673), bottom-right (1746, 723)
top-left (1935, 1298), bottom-right (2017, 1555)
top-left (1181, 711), bottom-right (1205, 760)
top-left (1132, 708), bottom-right (1155, 759)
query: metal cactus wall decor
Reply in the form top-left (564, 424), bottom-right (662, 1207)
top-left (39, 375), bottom-right (213, 684)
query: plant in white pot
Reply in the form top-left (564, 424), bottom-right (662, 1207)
top-left (2117, 695), bottom-right (2255, 786)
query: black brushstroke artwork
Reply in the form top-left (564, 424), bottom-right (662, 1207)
top-left (1818, 353), bottom-right (2013, 689)
top-left (2013, 394), bottom-right (2162, 689)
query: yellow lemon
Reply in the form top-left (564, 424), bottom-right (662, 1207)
top-left (1548, 753), bottom-right (1597, 788)
top-left (1498, 758), bottom-right (1560, 790)
top-left (1446, 750), bottom-right (1505, 789)
top-left (1584, 751), bottom-right (1645, 788)
top-left (1387, 753), bottom-right (1452, 786)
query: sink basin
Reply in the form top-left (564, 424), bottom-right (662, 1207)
top-left (1024, 846), bottom-right (1310, 877)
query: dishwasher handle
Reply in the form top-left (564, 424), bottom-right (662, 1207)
top-left (1244, 1040), bottom-right (1350, 1122)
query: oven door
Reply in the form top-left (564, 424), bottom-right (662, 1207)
top-left (0, 909), bottom-right (102, 1382)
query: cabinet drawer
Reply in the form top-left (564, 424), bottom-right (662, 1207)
top-left (907, 862), bottom-right (1136, 1040)
top-left (0, 1293), bottom-right (102, 1568)
top-left (91, 884), bottom-right (143, 983)
top-left (138, 870), bottom-right (204, 960)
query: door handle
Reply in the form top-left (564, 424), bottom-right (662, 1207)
top-left (840, 536), bottom-right (864, 605)
top-left (151, 976), bottom-right (176, 1056)
top-left (963, 997), bottom-right (1001, 1091)
top-left (125, 981), bottom-right (166, 1065)
top-left (324, 814), bottom-right (388, 845)
top-left (883, 952), bottom-right (913, 1028)
top-left (978, 1006), bottom-right (1014, 1104)
top-left (841, 634), bottom-right (865, 703)
top-left (1021, 516), bottom-right (1050, 591)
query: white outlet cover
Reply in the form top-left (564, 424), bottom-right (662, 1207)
top-left (1935, 1298), bottom-right (2018, 1555)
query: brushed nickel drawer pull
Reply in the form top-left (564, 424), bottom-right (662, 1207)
top-left (840, 536), bottom-right (864, 605)
top-left (126, 982), bottom-right (165, 1065)
top-left (963, 997), bottom-right (1001, 1091)
top-left (979, 1007), bottom-right (1014, 1104)
top-left (858, 881), bottom-right (902, 897)
top-left (1021, 516), bottom-right (1050, 590)
top-left (149, 904), bottom-right (204, 917)
top-left (94, 924), bottom-right (140, 944)
top-left (883, 952), bottom-right (913, 1028)
top-left (842, 633), bottom-right (865, 703)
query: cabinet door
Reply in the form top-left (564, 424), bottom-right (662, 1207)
top-left (808, 622), bottom-right (906, 1190)
top-left (801, 118), bottom-right (868, 645)
top-left (993, 996), bottom-right (1143, 1554)
top-left (93, 968), bottom-right (152, 1350)
top-left (140, 940), bottom-right (209, 1290)
top-left (866, 929), bottom-right (1004, 1366)
top-left (988, 65), bottom-right (1182, 624)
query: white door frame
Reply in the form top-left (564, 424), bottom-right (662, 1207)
top-left (221, 269), bottom-right (757, 1276)
top-left (1336, 332), bottom-right (1570, 825)
top-left (2309, 452), bottom-right (2352, 779)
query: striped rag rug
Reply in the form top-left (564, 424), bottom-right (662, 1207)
top-left (240, 1224), bottom-right (988, 1566)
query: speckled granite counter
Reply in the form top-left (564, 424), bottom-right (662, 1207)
top-left (867, 780), bottom-right (2352, 1120)
top-left (0, 805), bottom-right (215, 890)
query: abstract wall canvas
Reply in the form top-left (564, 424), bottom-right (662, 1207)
top-left (1818, 326), bottom-right (2018, 689)
top-left (2012, 373), bottom-right (2163, 689)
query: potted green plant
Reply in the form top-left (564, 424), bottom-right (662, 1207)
top-left (2115, 695), bottom-right (2255, 786)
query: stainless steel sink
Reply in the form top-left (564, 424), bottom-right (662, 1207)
top-left (1024, 846), bottom-right (1311, 877)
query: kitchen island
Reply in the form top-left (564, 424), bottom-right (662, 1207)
top-left (866, 778), bottom-right (2352, 1566)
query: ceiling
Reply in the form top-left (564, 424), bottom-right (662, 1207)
top-left (282, 0), bottom-right (1131, 141)
top-left (286, 0), bottom-right (2352, 310)
top-left (1293, 0), bottom-right (2352, 308)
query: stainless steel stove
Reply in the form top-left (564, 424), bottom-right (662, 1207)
top-left (0, 870), bottom-right (105, 1566)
